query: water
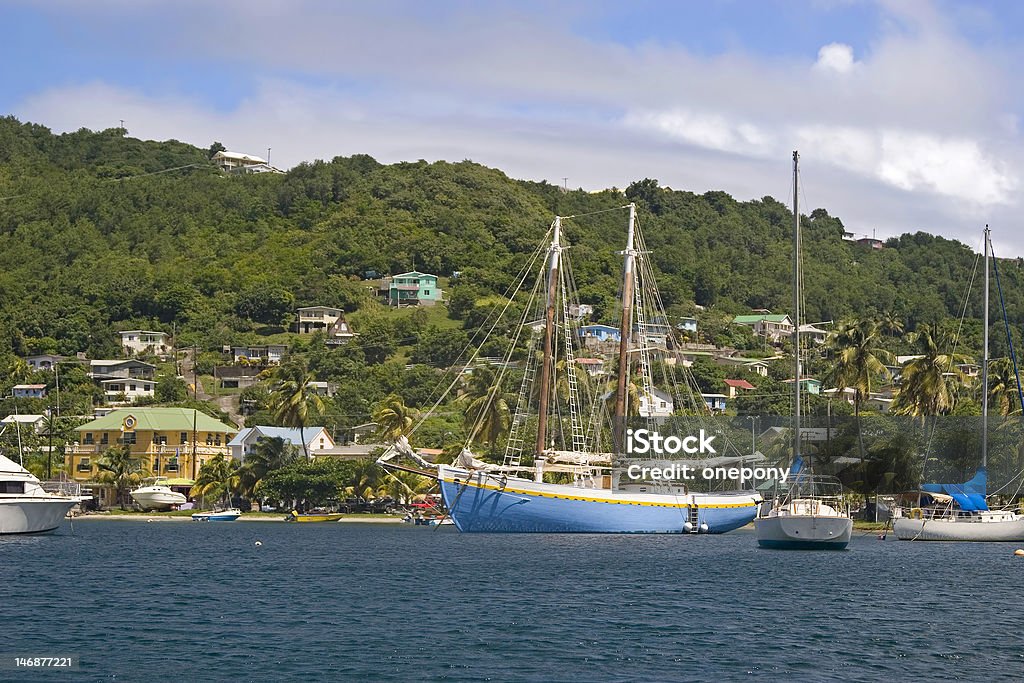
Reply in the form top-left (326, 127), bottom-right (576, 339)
top-left (5, 520), bottom-right (1022, 682)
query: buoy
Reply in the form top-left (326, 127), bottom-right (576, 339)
top-left (255, 541), bottom-right (263, 546)
top-left (683, 521), bottom-right (693, 532)
top-left (699, 523), bottom-right (709, 533)
top-left (1014, 548), bottom-right (1024, 556)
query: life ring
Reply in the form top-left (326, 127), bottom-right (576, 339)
top-left (909, 508), bottom-right (923, 519)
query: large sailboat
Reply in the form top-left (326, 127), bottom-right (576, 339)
top-left (893, 227), bottom-right (1024, 541)
top-left (380, 204), bottom-right (761, 533)
top-left (753, 151), bottom-right (853, 550)
top-left (0, 452), bottom-right (84, 534)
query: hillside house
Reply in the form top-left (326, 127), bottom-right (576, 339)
top-left (723, 378), bottom-right (755, 399)
top-left (89, 359), bottom-right (156, 381)
top-left (119, 330), bottom-right (170, 357)
top-left (732, 314), bottom-right (794, 342)
top-left (231, 344), bottom-right (287, 364)
top-left (216, 366), bottom-right (262, 390)
top-left (211, 150), bottom-right (282, 174)
top-left (296, 306), bottom-right (342, 334)
top-left (381, 271), bottom-right (441, 307)
top-left (783, 377), bottom-right (822, 395)
top-left (580, 324), bottom-right (621, 344)
top-left (12, 384), bottom-right (47, 399)
top-left (100, 378), bottom-right (156, 404)
top-left (701, 393), bottom-right (728, 413)
top-left (228, 426), bottom-right (335, 460)
top-left (575, 358), bottom-right (606, 377)
top-left (24, 354), bottom-right (64, 371)
top-left (325, 318), bottom-right (358, 346)
top-left (638, 387), bottom-right (674, 418)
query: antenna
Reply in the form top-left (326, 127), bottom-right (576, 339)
top-left (267, 147), bottom-right (272, 165)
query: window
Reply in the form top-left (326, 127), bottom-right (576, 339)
top-left (100, 433), bottom-right (109, 445)
top-left (156, 435), bottom-right (167, 445)
top-left (206, 435), bottom-right (213, 445)
top-left (423, 290), bottom-right (430, 296)
top-left (166, 458), bottom-right (178, 472)
top-left (153, 459), bottom-right (160, 472)
top-left (120, 432), bottom-right (137, 445)
top-left (83, 433), bottom-right (94, 445)
top-left (214, 435), bottom-right (221, 446)
top-left (0, 481), bottom-right (25, 494)
top-left (180, 432), bottom-right (188, 444)
top-left (77, 458), bottom-right (91, 472)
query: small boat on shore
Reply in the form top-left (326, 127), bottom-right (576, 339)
top-left (191, 508), bottom-right (241, 522)
top-left (130, 478), bottom-right (187, 511)
top-left (285, 510), bottom-right (344, 523)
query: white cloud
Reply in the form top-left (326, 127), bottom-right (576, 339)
top-left (814, 43), bottom-right (859, 73)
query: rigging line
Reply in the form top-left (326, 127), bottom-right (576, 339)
top-left (559, 204), bottom-right (634, 221)
top-left (0, 163), bottom-right (210, 202)
top-left (989, 243), bottom-right (1024, 418)
top-left (410, 231), bottom-right (550, 436)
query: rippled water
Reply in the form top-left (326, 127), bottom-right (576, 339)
top-left (5, 520), bottom-right (1022, 681)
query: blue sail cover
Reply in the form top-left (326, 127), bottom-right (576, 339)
top-left (922, 468), bottom-right (988, 511)
top-left (789, 456), bottom-right (804, 477)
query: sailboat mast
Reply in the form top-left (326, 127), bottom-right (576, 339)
top-left (982, 225), bottom-right (990, 469)
top-left (535, 217), bottom-right (562, 455)
top-left (792, 151), bottom-right (801, 466)
top-left (613, 204), bottom-right (637, 452)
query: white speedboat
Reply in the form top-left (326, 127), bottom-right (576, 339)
top-left (0, 453), bottom-right (84, 534)
top-left (130, 479), bottom-right (187, 511)
top-left (191, 508), bottom-right (242, 522)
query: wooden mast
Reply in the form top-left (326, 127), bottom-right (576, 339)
top-left (613, 203), bottom-right (637, 452)
top-left (535, 217), bottom-right (561, 456)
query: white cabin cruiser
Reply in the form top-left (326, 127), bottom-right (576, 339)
top-left (0, 453), bottom-right (84, 534)
top-left (130, 479), bottom-right (187, 511)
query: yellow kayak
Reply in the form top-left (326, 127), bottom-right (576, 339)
top-left (285, 510), bottom-right (344, 523)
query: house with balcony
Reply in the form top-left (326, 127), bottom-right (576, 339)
top-left (325, 318), bottom-right (358, 346)
top-left (71, 408), bottom-right (237, 491)
top-left (296, 306), bottom-right (343, 334)
top-left (24, 354), bottom-right (64, 371)
top-left (89, 359), bottom-right (156, 381)
top-left (701, 393), bottom-right (728, 413)
top-left (638, 387), bottom-right (674, 418)
top-left (216, 366), bottom-right (263, 390)
top-left (119, 330), bottom-right (171, 357)
top-left (227, 426), bottom-right (336, 461)
top-left (783, 377), bottom-right (822, 395)
top-left (211, 150), bottom-right (282, 174)
top-left (575, 358), bottom-right (606, 377)
top-left (732, 314), bottom-right (794, 342)
top-left (12, 384), bottom-right (47, 399)
top-left (231, 344), bottom-right (287, 364)
top-left (381, 271), bottom-right (441, 307)
top-left (100, 378), bottom-right (156, 404)
top-left (676, 317), bottom-right (698, 335)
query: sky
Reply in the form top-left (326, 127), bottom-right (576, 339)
top-left (4, 0), bottom-right (1024, 256)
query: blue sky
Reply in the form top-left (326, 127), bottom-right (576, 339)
top-left (4, 0), bottom-right (1024, 256)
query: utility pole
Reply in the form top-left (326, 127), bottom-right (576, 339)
top-left (193, 345), bottom-right (198, 399)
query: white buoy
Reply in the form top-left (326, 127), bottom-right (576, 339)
top-left (699, 523), bottom-right (709, 533)
top-left (1014, 548), bottom-right (1024, 556)
top-left (683, 521), bottom-right (693, 532)
top-left (255, 541), bottom-right (263, 547)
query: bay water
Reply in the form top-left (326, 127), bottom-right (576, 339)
top-left (5, 520), bottom-right (1021, 681)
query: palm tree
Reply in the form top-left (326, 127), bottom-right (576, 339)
top-left (346, 459), bottom-right (385, 501)
top-left (270, 358), bottom-right (325, 460)
top-left (190, 454), bottom-right (240, 508)
top-left (371, 394), bottom-right (417, 443)
top-left (384, 469), bottom-right (433, 505)
top-left (827, 318), bottom-right (892, 454)
top-left (879, 311), bottom-right (904, 339)
top-left (96, 444), bottom-right (149, 510)
top-left (236, 436), bottom-right (298, 502)
top-left (988, 357), bottom-right (1021, 417)
top-left (892, 324), bottom-right (970, 417)
top-left (459, 367), bottom-right (511, 454)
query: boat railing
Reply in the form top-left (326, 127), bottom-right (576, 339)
top-left (40, 480), bottom-right (83, 497)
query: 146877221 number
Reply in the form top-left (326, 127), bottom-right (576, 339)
top-left (8, 656), bottom-right (78, 669)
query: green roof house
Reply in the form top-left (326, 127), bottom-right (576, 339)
top-left (732, 313), bottom-right (793, 342)
top-left (381, 271), bottom-right (441, 307)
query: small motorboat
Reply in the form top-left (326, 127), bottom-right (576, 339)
top-left (285, 510), bottom-right (344, 523)
top-left (191, 508), bottom-right (242, 522)
top-left (130, 479), bottom-right (187, 511)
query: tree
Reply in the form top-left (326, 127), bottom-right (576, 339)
top-left (237, 436), bottom-right (299, 501)
top-left (190, 454), bottom-right (239, 508)
top-left (460, 366), bottom-right (511, 454)
top-left (155, 374), bottom-right (189, 403)
top-left (384, 469), bottom-right (433, 505)
top-left (371, 394), bottom-right (417, 442)
top-left (988, 357), bottom-right (1021, 417)
top-left (270, 358), bottom-right (325, 460)
top-left (96, 444), bottom-right (149, 510)
top-left (208, 141), bottom-right (226, 158)
top-left (893, 324), bottom-right (970, 417)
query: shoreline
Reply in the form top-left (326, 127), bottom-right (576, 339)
top-left (72, 513), bottom-right (405, 524)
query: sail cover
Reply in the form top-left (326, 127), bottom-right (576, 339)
top-left (922, 468), bottom-right (988, 511)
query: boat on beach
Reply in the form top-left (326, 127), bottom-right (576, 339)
top-left (130, 478), bottom-right (187, 511)
top-left (381, 203), bottom-right (761, 533)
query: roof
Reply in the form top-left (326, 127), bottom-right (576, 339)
top-left (228, 426), bottom-right (327, 448)
top-left (723, 379), bottom-right (755, 390)
top-left (90, 359), bottom-right (156, 368)
top-left (75, 408), bottom-right (236, 434)
top-left (392, 271), bottom-right (437, 279)
top-left (213, 151), bottom-right (268, 163)
top-left (13, 384), bottom-right (46, 390)
top-left (100, 378), bottom-right (156, 385)
top-left (581, 324), bottom-right (619, 331)
top-left (1, 414), bottom-right (45, 424)
top-left (296, 305), bottom-right (339, 312)
top-left (732, 314), bottom-right (791, 324)
top-left (575, 358), bottom-right (605, 365)
top-left (118, 330), bottom-right (167, 336)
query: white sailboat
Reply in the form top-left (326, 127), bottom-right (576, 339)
top-left (754, 151), bottom-right (853, 550)
top-left (894, 227), bottom-right (1024, 541)
top-left (0, 452), bottom-right (84, 534)
top-left (380, 204), bottom-right (762, 533)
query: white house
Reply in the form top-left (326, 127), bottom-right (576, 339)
top-left (0, 414), bottom-right (47, 433)
top-left (638, 387), bottom-right (674, 418)
top-left (325, 318), bottom-right (358, 345)
top-left (89, 359), bottom-right (156, 381)
top-left (12, 384), bottom-right (47, 399)
top-left (101, 378), bottom-right (157, 404)
top-left (575, 358), bottom-right (606, 377)
top-left (212, 150), bottom-right (282, 174)
top-left (296, 306), bottom-right (342, 334)
top-left (228, 426), bottom-right (336, 460)
top-left (119, 330), bottom-right (170, 357)
top-left (231, 344), bottom-right (287, 364)
top-left (24, 354), bottom-right (64, 371)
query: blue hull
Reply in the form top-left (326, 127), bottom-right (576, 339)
top-left (439, 475), bottom-right (756, 534)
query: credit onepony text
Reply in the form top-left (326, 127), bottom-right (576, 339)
top-left (624, 428), bottom-right (789, 486)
